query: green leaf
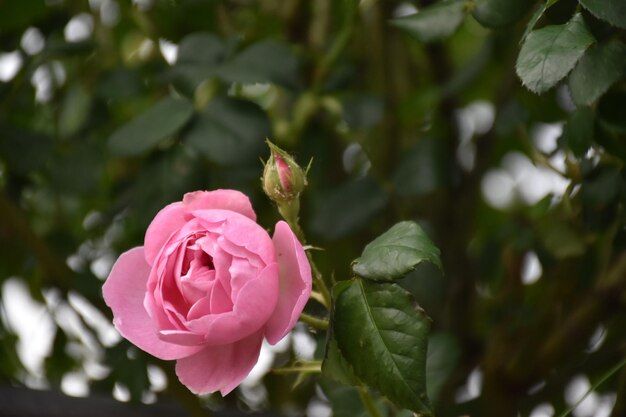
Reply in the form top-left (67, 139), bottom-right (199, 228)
top-left (177, 32), bottom-right (225, 66)
top-left (58, 84), bottom-right (91, 139)
top-left (322, 280), bottom-right (361, 386)
top-left (390, 0), bottom-right (466, 43)
top-left (579, 0), bottom-right (626, 29)
top-left (569, 40), bottom-right (626, 107)
top-left (560, 106), bottom-right (594, 157)
top-left (334, 280), bottom-right (433, 415)
top-left (320, 379), bottom-right (386, 417)
top-left (426, 333), bottom-right (461, 403)
top-left (184, 96), bottom-right (270, 166)
top-left (174, 32), bottom-right (226, 89)
top-left (473, 0), bottom-right (536, 28)
top-left (520, 0), bottom-right (560, 45)
top-left (108, 96), bottom-right (194, 156)
top-left (353, 221), bottom-right (442, 281)
top-left (516, 14), bottom-right (595, 94)
top-left (216, 39), bottom-right (299, 88)
top-left (322, 336), bottom-right (361, 386)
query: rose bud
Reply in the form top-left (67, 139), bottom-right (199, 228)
top-left (262, 141), bottom-right (307, 204)
top-left (102, 190), bottom-right (312, 395)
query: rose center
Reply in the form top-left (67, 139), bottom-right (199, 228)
top-left (182, 238), bottom-right (214, 275)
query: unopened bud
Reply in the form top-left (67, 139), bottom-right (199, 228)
top-left (262, 140), bottom-right (307, 203)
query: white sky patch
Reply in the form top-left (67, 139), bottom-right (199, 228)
top-left (239, 383), bottom-right (268, 409)
top-left (481, 169), bottom-right (516, 209)
top-left (307, 398), bottom-right (332, 417)
top-left (64, 14), bottom-right (94, 43)
top-left (113, 382), bottom-right (131, 402)
top-left (342, 142), bottom-right (371, 177)
top-left (455, 367), bottom-right (483, 403)
top-left (293, 325), bottom-right (316, 360)
top-left (586, 325), bottom-right (607, 353)
top-left (28, 59), bottom-right (67, 103)
top-left (0, 51), bottom-right (23, 82)
top-left (89, 0), bottom-right (105, 9)
top-left (456, 100), bottom-right (496, 171)
top-left (159, 38), bottom-right (178, 65)
top-left (68, 291), bottom-right (120, 347)
top-left (83, 358), bottom-right (110, 380)
top-left (482, 151), bottom-right (570, 210)
top-left (532, 123), bottom-right (563, 154)
top-left (2, 278), bottom-right (56, 378)
top-left (21, 27), bottom-right (45, 55)
top-left (566, 375), bottom-right (598, 417)
top-left (61, 371), bottom-right (90, 397)
top-left (142, 391), bottom-right (157, 404)
top-left (100, 0), bottom-right (120, 26)
top-left (521, 251), bottom-right (542, 285)
top-left (242, 333), bottom-right (291, 387)
top-left (529, 403), bottom-right (554, 417)
top-left (147, 365), bottom-right (167, 392)
top-left (90, 252), bottom-right (116, 280)
top-left (90, 0), bottom-right (119, 26)
top-left (243, 341), bottom-right (276, 387)
top-left (392, 2), bottom-right (418, 18)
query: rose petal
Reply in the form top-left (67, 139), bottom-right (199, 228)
top-left (228, 256), bottom-right (258, 302)
top-left (175, 329), bottom-right (264, 395)
top-left (210, 279), bottom-right (233, 314)
top-left (102, 247), bottom-right (203, 360)
top-left (192, 209), bottom-right (276, 266)
top-left (158, 329), bottom-right (206, 346)
top-left (265, 221), bottom-right (312, 345)
top-left (186, 262), bottom-right (279, 345)
top-left (144, 202), bottom-right (187, 265)
top-left (183, 190), bottom-right (256, 221)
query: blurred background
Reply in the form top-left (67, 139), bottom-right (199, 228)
top-left (1, 0), bottom-right (626, 416)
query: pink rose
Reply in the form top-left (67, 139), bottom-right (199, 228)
top-left (103, 190), bottom-right (312, 395)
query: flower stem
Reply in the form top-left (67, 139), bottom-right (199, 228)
top-left (310, 290), bottom-right (329, 308)
top-left (357, 386), bottom-right (384, 417)
top-left (308, 252), bottom-right (332, 309)
top-left (272, 362), bottom-right (322, 374)
top-left (300, 312), bottom-right (329, 330)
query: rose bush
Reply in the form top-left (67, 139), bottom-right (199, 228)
top-left (103, 190), bottom-right (312, 395)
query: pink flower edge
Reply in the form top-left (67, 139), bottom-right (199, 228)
top-left (265, 220), bottom-right (313, 345)
top-left (175, 329), bottom-right (264, 396)
top-left (144, 190), bottom-right (256, 265)
top-left (102, 247), bottom-right (203, 360)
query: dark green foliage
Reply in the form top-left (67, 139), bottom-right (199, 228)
top-left (517, 14), bottom-right (595, 93)
top-left (334, 280), bottom-right (432, 415)
top-left (353, 221), bottom-right (442, 281)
